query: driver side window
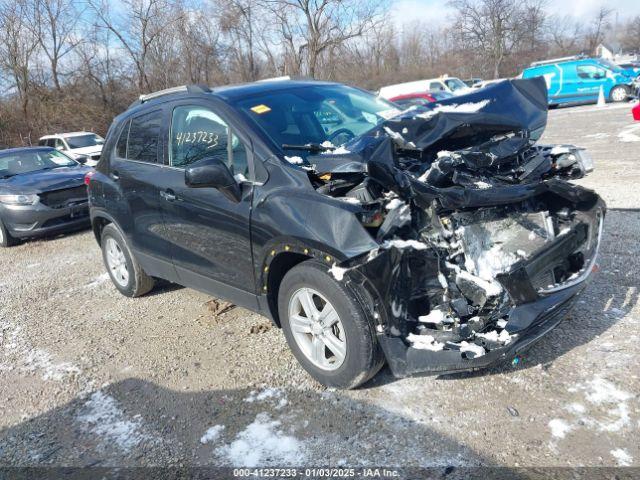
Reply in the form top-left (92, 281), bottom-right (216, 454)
top-left (169, 105), bottom-right (248, 177)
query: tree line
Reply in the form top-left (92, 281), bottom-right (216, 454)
top-left (1, 0), bottom-right (638, 147)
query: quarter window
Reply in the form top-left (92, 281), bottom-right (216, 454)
top-left (169, 105), bottom-right (248, 176)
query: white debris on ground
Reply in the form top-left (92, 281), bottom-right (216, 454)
top-left (24, 349), bottom-right (81, 381)
top-left (85, 273), bottom-right (110, 289)
top-left (610, 448), bottom-right (633, 466)
top-left (76, 391), bottom-right (151, 452)
top-left (406, 333), bottom-right (444, 351)
top-left (328, 264), bottom-right (348, 282)
top-left (2, 320), bottom-right (81, 382)
top-left (381, 239), bottom-right (429, 250)
top-left (200, 425), bottom-right (225, 444)
top-left (618, 124), bottom-right (640, 143)
top-left (284, 156), bottom-right (304, 165)
top-left (475, 329), bottom-right (511, 344)
top-left (244, 387), bottom-right (288, 409)
top-left (418, 308), bottom-right (447, 325)
top-left (575, 377), bottom-right (633, 432)
top-left (548, 418), bottom-right (572, 439)
top-left (216, 413), bottom-right (305, 467)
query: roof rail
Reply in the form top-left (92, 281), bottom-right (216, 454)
top-left (137, 84), bottom-right (211, 104)
top-left (530, 54), bottom-right (587, 67)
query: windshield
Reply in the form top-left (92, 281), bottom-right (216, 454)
top-left (444, 78), bottom-right (468, 91)
top-left (0, 150), bottom-right (77, 178)
top-left (232, 84), bottom-right (400, 154)
top-left (64, 134), bottom-right (104, 149)
top-left (596, 59), bottom-right (625, 74)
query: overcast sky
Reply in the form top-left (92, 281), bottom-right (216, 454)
top-left (390, 0), bottom-right (640, 28)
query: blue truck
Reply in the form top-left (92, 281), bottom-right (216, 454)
top-left (522, 56), bottom-right (639, 106)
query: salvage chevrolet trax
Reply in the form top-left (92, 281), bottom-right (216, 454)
top-left (88, 79), bottom-right (605, 388)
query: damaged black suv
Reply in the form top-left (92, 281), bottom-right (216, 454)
top-left (88, 79), bottom-right (605, 388)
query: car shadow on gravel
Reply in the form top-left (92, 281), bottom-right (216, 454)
top-left (364, 210), bottom-right (639, 387)
top-left (0, 378), bottom-right (527, 475)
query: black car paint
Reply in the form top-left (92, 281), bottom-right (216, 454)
top-left (89, 79), bottom-right (605, 378)
top-left (0, 147), bottom-right (91, 239)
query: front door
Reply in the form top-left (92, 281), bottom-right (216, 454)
top-left (158, 102), bottom-right (257, 306)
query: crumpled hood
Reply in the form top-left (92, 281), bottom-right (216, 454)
top-left (0, 166), bottom-right (91, 195)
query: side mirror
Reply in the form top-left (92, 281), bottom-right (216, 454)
top-left (185, 157), bottom-right (241, 203)
top-left (75, 155), bottom-right (88, 165)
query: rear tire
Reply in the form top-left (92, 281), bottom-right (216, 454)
top-left (0, 218), bottom-right (18, 248)
top-left (278, 260), bottom-right (384, 389)
top-left (100, 223), bottom-right (154, 297)
top-left (610, 85), bottom-right (628, 103)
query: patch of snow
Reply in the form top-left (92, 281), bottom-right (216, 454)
top-left (610, 448), bottom-right (633, 466)
top-left (582, 378), bottom-right (632, 405)
top-left (456, 270), bottom-right (502, 297)
top-left (284, 156), bottom-right (304, 165)
top-left (418, 308), bottom-right (447, 325)
top-left (244, 388), bottom-right (288, 410)
top-left (24, 349), bottom-right (81, 381)
top-left (216, 413), bottom-right (305, 467)
top-left (475, 181), bottom-right (492, 189)
top-left (457, 341), bottom-right (485, 358)
top-left (496, 319), bottom-right (508, 329)
top-left (85, 273), bottom-right (110, 289)
top-left (332, 146), bottom-right (351, 154)
top-left (618, 124), bottom-right (640, 143)
top-left (416, 100), bottom-right (490, 119)
top-left (76, 391), bottom-right (150, 452)
top-left (385, 198), bottom-right (404, 211)
top-left (328, 264), bottom-right (348, 281)
top-left (200, 425), bottom-right (225, 444)
top-left (406, 333), bottom-right (444, 351)
top-left (234, 173), bottom-right (248, 183)
top-left (383, 126), bottom-right (416, 149)
top-left (437, 150), bottom-right (452, 158)
top-left (381, 239), bottom-right (429, 250)
top-left (320, 141), bottom-right (335, 148)
top-left (337, 196), bottom-right (360, 205)
top-left (550, 145), bottom-right (572, 155)
top-left (475, 329), bottom-right (511, 344)
top-left (566, 403), bottom-right (586, 414)
top-left (437, 272), bottom-right (448, 288)
top-left (548, 418), bottom-right (571, 438)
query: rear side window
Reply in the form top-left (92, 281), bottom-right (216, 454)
top-left (430, 82), bottom-right (444, 91)
top-left (577, 65), bottom-right (606, 80)
top-left (115, 111), bottom-right (161, 163)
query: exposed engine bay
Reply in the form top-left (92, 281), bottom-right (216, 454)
top-left (293, 78), bottom-right (605, 376)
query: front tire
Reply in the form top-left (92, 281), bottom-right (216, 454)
top-left (278, 260), bottom-right (384, 389)
top-left (100, 223), bottom-right (154, 297)
top-left (0, 218), bottom-right (18, 248)
top-left (610, 85), bottom-right (628, 103)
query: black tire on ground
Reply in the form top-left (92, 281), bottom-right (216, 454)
top-left (0, 218), bottom-right (18, 248)
top-left (278, 260), bottom-right (385, 389)
top-left (609, 85), bottom-right (628, 103)
top-left (100, 223), bottom-right (155, 297)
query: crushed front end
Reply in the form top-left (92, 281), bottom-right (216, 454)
top-left (303, 78), bottom-right (606, 377)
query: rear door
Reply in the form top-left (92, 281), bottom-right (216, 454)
top-left (109, 109), bottom-right (176, 278)
top-left (157, 100), bottom-right (258, 306)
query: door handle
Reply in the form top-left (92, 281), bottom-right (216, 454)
top-left (160, 190), bottom-right (176, 202)
top-left (110, 170), bottom-right (120, 181)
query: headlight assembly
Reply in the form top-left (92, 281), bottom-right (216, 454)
top-left (0, 194), bottom-right (40, 205)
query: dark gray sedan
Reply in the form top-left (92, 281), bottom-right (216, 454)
top-left (0, 147), bottom-right (92, 247)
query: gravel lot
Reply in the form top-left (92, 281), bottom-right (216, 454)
top-left (1, 102), bottom-right (639, 470)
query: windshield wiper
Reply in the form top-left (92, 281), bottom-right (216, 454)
top-left (282, 143), bottom-right (333, 153)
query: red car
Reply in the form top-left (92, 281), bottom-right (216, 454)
top-left (389, 91), bottom-right (455, 108)
top-left (633, 103), bottom-right (640, 121)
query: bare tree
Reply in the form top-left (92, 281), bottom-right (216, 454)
top-left (0, 0), bottom-right (40, 116)
top-left (30, 0), bottom-right (81, 91)
top-left (263, 0), bottom-right (387, 78)
top-left (584, 6), bottom-right (613, 54)
top-left (547, 15), bottom-right (583, 55)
